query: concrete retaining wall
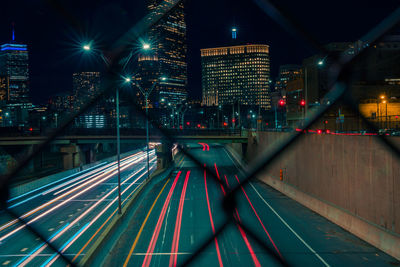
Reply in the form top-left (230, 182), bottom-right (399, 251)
top-left (246, 132), bottom-right (400, 260)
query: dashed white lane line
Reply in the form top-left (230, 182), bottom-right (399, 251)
top-left (2, 260), bottom-right (10, 265)
top-left (20, 248), bottom-right (27, 252)
top-left (249, 182), bottom-right (331, 267)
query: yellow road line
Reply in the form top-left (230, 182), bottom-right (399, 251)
top-left (123, 179), bottom-right (170, 267)
top-left (72, 175), bottom-right (151, 262)
top-left (74, 156), bottom-right (184, 264)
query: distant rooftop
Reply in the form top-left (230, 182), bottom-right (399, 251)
top-left (1, 43), bottom-right (27, 52)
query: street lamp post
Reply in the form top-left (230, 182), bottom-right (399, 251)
top-left (134, 76), bottom-right (164, 181)
top-left (82, 43), bottom-right (124, 214)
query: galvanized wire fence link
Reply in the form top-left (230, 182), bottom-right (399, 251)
top-left (0, 0), bottom-right (399, 266)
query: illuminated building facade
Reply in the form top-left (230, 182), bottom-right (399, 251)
top-left (0, 43), bottom-right (30, 103)
top-left (274, 65), bottom-right (302, 93)
top-left (201, 44), bottom-right (271, 109)
top-left (72, 72), bottom-right (101, 110)
top-left (72, 72), bottom-right (105, 128)
top-left (143, 0), bottom-right (188, 106)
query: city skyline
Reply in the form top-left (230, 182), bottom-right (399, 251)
top-left (0, 0), bottom-right (399, 104)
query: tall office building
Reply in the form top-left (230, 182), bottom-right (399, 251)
top-left (141, 0), bottom-right (187, 106)
top-left (0, 29), bottom-right (32, 127)
top-left (72, 72), bottom-right (105, 128)
top-left (0, 42), bottom-right (30, 103)
top-left (201, 44), bottom-right (271, 109)
top-left (72, 72), bottom-right (101, 109)
top-left (274, 65), bottom-right (302, 93)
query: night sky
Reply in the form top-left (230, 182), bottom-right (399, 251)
top-left (0, 0), bottom-right (399, 104)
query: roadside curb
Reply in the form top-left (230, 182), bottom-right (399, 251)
top-left (80, 165), bottom-right (174, 267)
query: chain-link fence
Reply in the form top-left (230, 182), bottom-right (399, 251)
top-left (1, 0), bottom-right (400, 266)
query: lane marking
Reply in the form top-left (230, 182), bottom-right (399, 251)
top-left (234, 175), bottom-right (283, 260)
top-left (14, 223), bottom-right (70, 267)
top-left (129, 252), bottom-right (191, 256)
top-left (20, 161), bottom-right (157, 266)
top-left (204, 165), bottom-right (224, 267)
top-left (122, 178), bottom-right (171, 267)
top-left (249, 183), bottom-right (330, 267)
top-left (223, 147), bottom-right (330, 266)
top-left (141, 171), bottom-right (182, 267)
top-left (0, 154), bottom-right (147, 237)
top-left (73, 162), bottom-right (158, 263)
top-left (41, 223), bottom-right (90, 267)
top-left (222, 173), bottom-right (261, 267)
top-left (170, 171), bottom-right (191, 267)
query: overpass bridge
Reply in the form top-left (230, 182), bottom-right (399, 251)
top-left (0, 134), bottom-right (248, 146)
top-left (0, 128), bottom-right (248, 146)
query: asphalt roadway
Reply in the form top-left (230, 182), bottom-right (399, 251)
top-left (0, 149), bottom-right (156, 266)
top-left (103, 144), bottom-right (399, 267)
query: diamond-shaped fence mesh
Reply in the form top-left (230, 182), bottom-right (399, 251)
top-left (1, 0), bottom-right (400, 266)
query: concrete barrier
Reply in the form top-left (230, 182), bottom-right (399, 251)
top-left (9, 149), bottom-right (144, 199)
top-left (243, 132), bottom-right (400, 260)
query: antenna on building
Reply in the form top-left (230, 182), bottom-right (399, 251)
top-left (232, 27), bottom-right (237, 40)
top-left (11, 22), bottom-right (15, 42)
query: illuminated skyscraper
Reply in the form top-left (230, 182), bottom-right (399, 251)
top-left (142, 0), bottom-right (187, 106)
top-left (0, 40), bottom-right (30, 103)
top-left (0, 28), bottom-right (32, 126)
top-left (72, 72), bottom-right (105, 128)
top-left (201, 44), bottom-right (271, 109)
top-left (72, 71), bottom-right (101, 110)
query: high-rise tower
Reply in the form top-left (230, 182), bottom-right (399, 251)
top-left (201, 44), bottom-right (271, 109)
top-left (0, 26), bottom-right (30, 103)
top-left (142, 0), bottom-right (188, 107)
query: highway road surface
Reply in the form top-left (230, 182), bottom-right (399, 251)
top-left (0, 149), bottom-right (156, 266)
top-left (102, 144), bottom-right (399, 267)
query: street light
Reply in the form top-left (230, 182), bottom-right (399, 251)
top-left (81, 43), bottom-right (124, 214)
top-left (133, 76), bottom-right (164, 181)
top-left (142, 43), bottom-right (150, 50)
top-left (83, 44), bottom-right (91, 51)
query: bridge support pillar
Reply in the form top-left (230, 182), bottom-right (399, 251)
top-left (156, 142), bottom-right (173, 170)
top-left (60, 144), bottom-right (82, 170)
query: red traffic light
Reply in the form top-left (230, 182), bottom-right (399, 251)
top-left (317, 129), bottom-right (322, 134)
top-left (223, 122), bottom-right (228, 127)
top-left (197, 124), bottom-right (201, 128)
top-left (186, 121), bottom-right (190, 126)
top-left (279, 99), bottom-right (285, 106)
top-left (300, 100), bottom-right (306, 106)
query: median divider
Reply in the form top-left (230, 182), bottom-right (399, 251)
top-left (80, 160), bottom-right (177, 267)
